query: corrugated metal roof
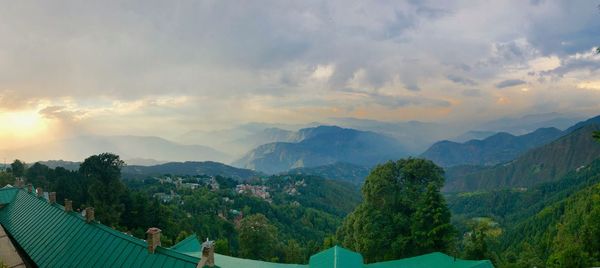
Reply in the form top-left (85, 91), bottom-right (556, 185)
top-left (365, 252), bottom-right (494, 268)
top-left (171, 235), bottom-right (494, 268)
top-left (0, 187), bottom-right (17, 205)
top-left (308, 246), bottom-right (363, 268)
top-left (0, 187), bottom-right (200, 268)
top-left (170, 235), bottom-right (307, 268)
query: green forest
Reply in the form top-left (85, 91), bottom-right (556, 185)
top-left (0, 131), bottom-right (599, 267)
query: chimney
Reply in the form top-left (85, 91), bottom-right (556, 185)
top-left (197, 238), bottom-right (215, 268)
top-left (48, 192), bottom-right (56, 204)
top-left (85, 207), bottom-right (95, 223)
top-left (146, 228), bottom-right (162, 254)
top-left (27, 184), bottom-right (33, 193)
top-left (36, 187), bottom-right (43, 198)
top-left (64, 199), bottom-right (73, 212)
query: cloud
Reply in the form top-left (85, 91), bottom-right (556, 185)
top-left (461, 89), bottom-right (482, 97)
top-left (0, 0), bottom-right (598, 140)
top-left (540, 49), bottom-right (600, 78)
top-left (447, 74), bottom-right (477, 86)
top-left (496, 79), bottom-right (526, 89)
top-left (38, 106), bottom-right (86, 122)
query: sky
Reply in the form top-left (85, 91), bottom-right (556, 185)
top-left (0, 0), bottom-right (599, 149)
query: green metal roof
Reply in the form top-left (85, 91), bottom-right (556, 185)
top-left (308, 246), bottom-right (363, 268)
top-left (171, 235), bottom-right (494, 268)
top-left (0, 187), bottom-right (200, 268)
top-left (0, 187), bottom-right (17, 205)
top-left (170, 235), bottom-right (307, 268)
top-left (365, 252), bottom-right (493, 268)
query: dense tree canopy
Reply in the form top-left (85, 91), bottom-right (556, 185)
top-left (10, 159), bottom-right (26, 177)
top-left (337, 158), bottom-right (454, 263)
top-left (238, 213), bottom-right (279, 261)
top-left (80, 153), bottom-right (126, 226)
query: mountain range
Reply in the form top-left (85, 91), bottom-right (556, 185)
top-left (444, 122), bottom-right (600, 192)
top-left (233, 126), bottom-right (407, 174)
top-left (421, 127), bottom-right (565, 167)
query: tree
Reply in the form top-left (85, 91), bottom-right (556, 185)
top-left (80, 153), bottom-right (126, 226)
top-left (283, 239), bottom-right (304, 263)
top-left (411, 183), bottom-right (456, 254)
top-left (463, 223), bottom-right (489, 260)
top-left (10, 160), bottom-right (26, 177)
top-left (594, 131), bottom-right (600, 142)
top-left (215, 238), bottom-right (231, 255)
top-left (26, 162), bottom-right (50, 189)
top-left (337, 158), bottom-right (449, 263)
top-left (238, 213), bottom-right (278, 261)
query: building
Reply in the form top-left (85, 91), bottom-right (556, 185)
top-left (0, 186), bottom-right (493, 268)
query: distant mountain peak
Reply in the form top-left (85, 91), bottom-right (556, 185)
top-left (422, 127), bottom-right (564, 167)
top-left (233, 125), bottom-right (407, 174)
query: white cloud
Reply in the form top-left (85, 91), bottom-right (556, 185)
top-left (311, 64), bottom-right (335, 81)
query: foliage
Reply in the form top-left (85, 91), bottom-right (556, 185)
top-left (337, 158), bottom-right (455, 263)
top-left (238, 214), bottom-right (279, 261)
top-left (10, 159), bottom-right (26, 177)
top-left (285, 162), bottom-right (371, 185)
top-left (449, 157), bottom-right (600, 267)
top-left (80, 153), bottom-right (126, 226)
top-left (411, 183), bottom-right (456, 253)
top-left (0, 171), bottom-right (14, 187)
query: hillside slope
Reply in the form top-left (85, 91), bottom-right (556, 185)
top-left (284, 162), bottom-right (371, 185)
top-left (122, 161), bottom-right (261, 181)
top-left (444, 124), bottom-right (600, 192)
top-left (448, 159), bottom-right (600, 266)
top-left (422, 127), bottom-right (564, 167)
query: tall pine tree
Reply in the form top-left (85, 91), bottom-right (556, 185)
top-left (411, 183), bottom-right (456, 254)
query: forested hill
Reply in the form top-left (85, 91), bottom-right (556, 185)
top-left (421, 127), bottom-right (564, 167)
top-left (283, 162), bottom-right (371, 185)
top-left (122, 161), bottom-right (262, 181)
top-left (447, 158), bottom-right (600, 266)
top-left (233, 126), bottom-right (406, 174)
top-left (444, 124), bottom-right (600, 192)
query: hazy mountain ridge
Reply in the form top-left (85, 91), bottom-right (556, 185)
top-left (233, 125), bottom-right (407, 174)
top-left (444, 123), bottom-right (600, 192)
top-left (477, 112), bottom-right (583, 134)
top-left (422, 127), bottom-right (564, 167)
top-left (449, 130), bottom-right (497, 143)
top-left (178, 122), bottom-right (322, 156)
top-left (2, 135), bottom-right (230, 164)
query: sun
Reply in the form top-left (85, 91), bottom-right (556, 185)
top-left (7, 112), bottom-right (42, 130)
top-left (0, 111), bottom-right (49, 146)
